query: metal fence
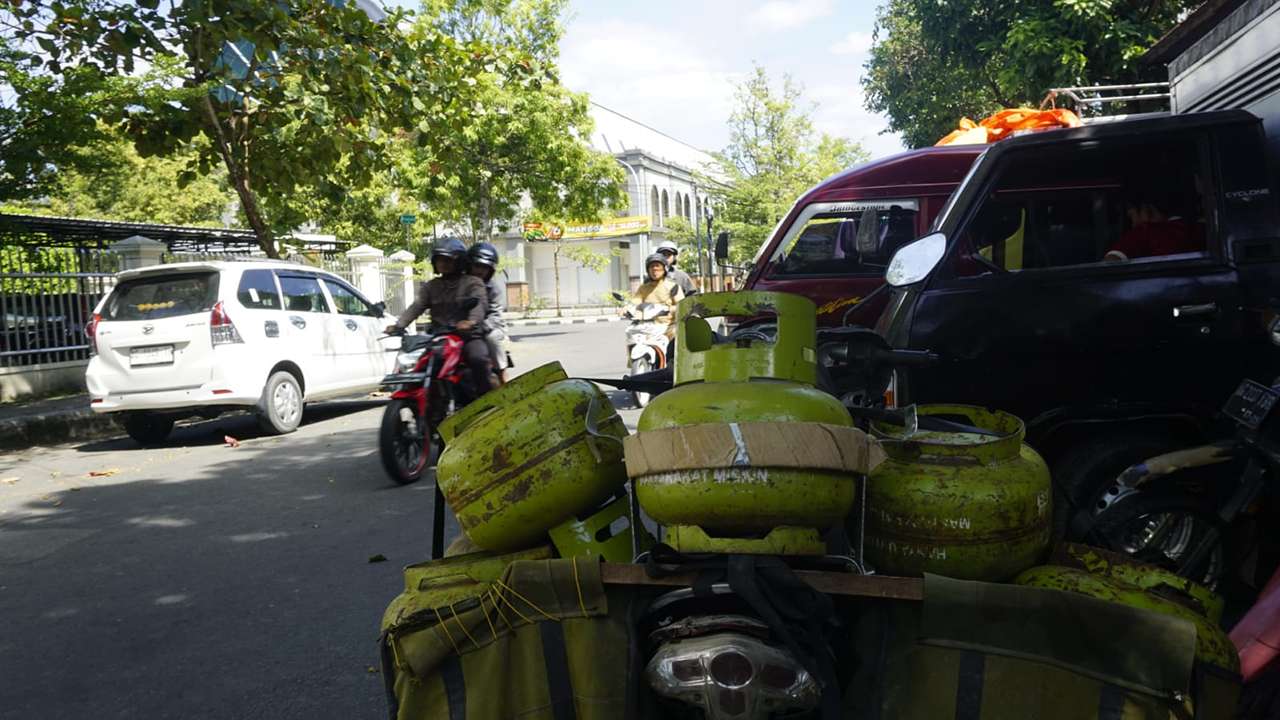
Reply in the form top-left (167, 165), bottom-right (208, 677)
top-left (0, 215), bottom-right (418, 368)
top-left (0, 240), bottom-right (121, 369)
top-left (0, 273), bottom-right (117, 368)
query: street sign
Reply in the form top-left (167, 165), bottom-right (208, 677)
top-left (400, 214), bottom-right (416, 225)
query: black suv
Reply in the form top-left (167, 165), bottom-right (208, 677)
top-left (874, 109), bottom-right (1280, 532)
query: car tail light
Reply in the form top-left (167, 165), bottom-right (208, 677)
top-left (645, 632), bottom-right (819, 719)
top-left (210, 301), bottom-right (243, 346)
top-left (84, 313), bottom-right (101, 354)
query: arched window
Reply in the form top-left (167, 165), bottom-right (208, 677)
top-left (650, 187), bottom-right (660, 227)
top-left (674, 194), bottom-right (682, 220)
top-left (661, 190), bottom-right (670, 227)
top-left (684, 194), bottom-right (692, 220)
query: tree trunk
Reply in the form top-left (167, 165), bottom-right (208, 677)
top-left (200, 94), bottom-right (278, 258)
top-left (231, 173), bottom-right (277, 258)
top-left (552, 242), bottom-right (562, 318)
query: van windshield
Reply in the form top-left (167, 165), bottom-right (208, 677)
top-left (768, 200), bottom-right (919, 276)
top-left (104, 272), bottom-right (220, 321)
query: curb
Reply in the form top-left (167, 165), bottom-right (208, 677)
top-left (507, 316), bottom-right (621, 327)
top-left (0, 409), bottom-right (122, 452)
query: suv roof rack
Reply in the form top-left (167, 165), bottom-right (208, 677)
top-left (1042, 82), bottom-right (1171, 119)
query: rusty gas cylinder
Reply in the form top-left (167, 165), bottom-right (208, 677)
top-left (435, 362), bottom-right (628, 553)
top-left (630, 292), bottom-right (875, 555)
top-left (865, 404), bottom-right (1051, 581)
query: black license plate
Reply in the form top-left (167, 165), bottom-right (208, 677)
top-left (1223, 379), bottom-right (1280, 430)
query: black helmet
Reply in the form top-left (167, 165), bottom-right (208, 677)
top-left (645, 253), bottom-right (668, 272)
top-left (431, 237), bottom-right (468, 262)
top-left (467, 242), bottom-right (499, 268)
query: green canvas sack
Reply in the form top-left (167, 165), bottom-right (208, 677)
top-left (380, 554), bottom-right (635, 720)
top-left (847, 574), bottom-right (1238, 719)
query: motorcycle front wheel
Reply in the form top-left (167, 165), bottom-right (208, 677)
top-left (379, 398), bottom-right (434, 486)
top-left (630, 356), bottom-right (652, 408)
top-left (1088, 490), bottom-right (1227, 588)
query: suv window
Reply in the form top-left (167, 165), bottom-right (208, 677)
top-left (952, 135), bottom-right (1210, 275)
top-left (104, 272), bottom-right (219, 321)
top-left (237, 269), bottom-right (281, 309)
top-left (769, 200), bottom-right (919, 276)
top-left (277, 275), bottom-right (331, 313)
top-left (322, 278), bottom-right (372, 315)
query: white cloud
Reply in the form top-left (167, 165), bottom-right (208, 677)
top-left (559, 19), bottom-right (741, 152)
top-left (809, 82), bottom-right (904, 159)
top-left (748, 0), bottom-right (834, 30)
top-left (830, 30), bottom-right (873, 56)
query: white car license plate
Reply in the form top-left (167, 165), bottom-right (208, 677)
top-left (130, 345), bottom-right (174, 366)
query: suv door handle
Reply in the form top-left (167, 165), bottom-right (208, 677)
top-left (1173, 303), bottom-right (1217, 319)
top-left (290, 315), bottom-right (307, 329)
top-left (344, 319), bottom-right (358, 331)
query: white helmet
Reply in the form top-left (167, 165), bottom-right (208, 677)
top-left (655, 240), bottom-right (679, 256)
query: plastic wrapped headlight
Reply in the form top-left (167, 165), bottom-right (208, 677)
top-left (645, 632), bottom-right (819, 719)
top-left (395, 349), bottom-right (425, 372)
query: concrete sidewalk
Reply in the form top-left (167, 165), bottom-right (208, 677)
top-left (0, 394), bottom-right (119, 451)
top-left (506, 314), bottom-right (621, 327)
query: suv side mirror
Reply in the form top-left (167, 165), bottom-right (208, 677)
top-left (714, 231), bottom-right (730, 261)
top-left (886, 232), bottom-right (946, 287)
top-left (368, 301), bottom-right (387, 317)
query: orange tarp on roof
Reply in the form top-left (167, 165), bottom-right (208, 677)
top-left (935, 108), bottom-right (1083, 146)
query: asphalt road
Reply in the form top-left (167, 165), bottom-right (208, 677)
top-left (0, 320), bottom-right (635, 720)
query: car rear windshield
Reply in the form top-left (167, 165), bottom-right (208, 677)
top-left (104, 272), bottom-right (220, 321)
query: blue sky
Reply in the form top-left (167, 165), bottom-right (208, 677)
top-left (558, 0), bottom-right (902, 158)
top-left (385, 0), bottom-right (903, 158)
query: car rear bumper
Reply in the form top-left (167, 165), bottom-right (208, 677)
top-left (88, 384), bottom-right (261, 413)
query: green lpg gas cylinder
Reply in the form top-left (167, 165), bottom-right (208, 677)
top-left (1015, 564), bottom-right (1239, 674)
top-left (632, 292), bottom-right (862, 555)
top-left (435, 362), bottom-right (628, 553)
top-left (866, 404), bottom-right (1051, 581)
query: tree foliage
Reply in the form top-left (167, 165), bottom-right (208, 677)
top-left (4, 127), bottom-right (236, 226)
top-left (863, 0), bottom-right (1199, 148)
top-left (3, 0), bottom-right (540, 256)
top-left (0, 45), bottom-right (134, 201)
top-left (703, 65), bottom-right (868, 265)
top-left (410, 0), bottom-right (627, 243)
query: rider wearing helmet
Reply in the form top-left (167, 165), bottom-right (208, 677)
top-left (655, 239), bottom-right (696, 296)
top-left (466, 241), bottom-right (511, 383)
top-left (386, 237), bottom-right (493, 394)
top-left (624, 253), bottom-right (685, 338)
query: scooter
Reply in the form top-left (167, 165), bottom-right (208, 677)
top-left (1078, 377), bottom-right (1279, 588)
top-left (614, 291), bottom-right (672, 408)
top-left (377, 298), bottom-right (484, 487)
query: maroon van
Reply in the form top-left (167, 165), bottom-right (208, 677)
top-left (741, 145), bottom-right (983, 326)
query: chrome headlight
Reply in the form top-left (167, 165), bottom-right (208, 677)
top-left (395, 348), bottom-right (425, 372)
top-left (645, 632), bottom-right (819, 719)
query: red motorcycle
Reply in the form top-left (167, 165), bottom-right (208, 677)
top-left (378, 299), bottom-right (486, 486)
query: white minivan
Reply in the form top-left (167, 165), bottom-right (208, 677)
top-left (85, 261), bottom-right (397, 444)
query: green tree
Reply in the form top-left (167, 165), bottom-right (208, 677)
top-left (0, 45), bottom-right (133, 201)
top-left (702, 65), bottom-right (868, 265)
top-left (4, 129), bottom-right (236, 226)
top-left (410, 0), bottom-right (626, 243)
top-left (3, 0), bottom-right (533, 256)
top-left (863, 0), bottom-right (1198, 148)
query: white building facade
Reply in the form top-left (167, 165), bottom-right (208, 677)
top-left (496, 103), bottom-right (719, 307)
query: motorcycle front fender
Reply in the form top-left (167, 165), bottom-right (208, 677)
top-left (630, 343), bottom-right (658, 362)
